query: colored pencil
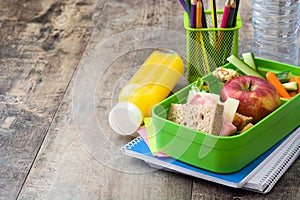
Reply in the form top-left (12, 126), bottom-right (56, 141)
top-left (220, 0), bottom-right (231, 28)
top-left (196, 0), bottom-right (210, 74)
top-left (226, 1), bottom-right (236, 28)
top-left (217, 0), bottom-right (231, 52)
top-left (196, 1), bottom-right (203, 28)
top-left (186, 0), bottom-right (191, 17)
top-left (210, 0), bottom-right (217, 28)
top-left (223, 0), bottom-right (238, 61)
top-left (200, 36), bottom-right (211, 74)
top-left (200, 0), bottom-right (207, 28)
top-left (179, 0), bottom-right (188, 12)
top-left (190, 0), bottom-right (197, 28)
top-left (231, 0), bottom-right (240, 27)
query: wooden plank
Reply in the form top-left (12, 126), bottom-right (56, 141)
top-left (0, 0), bottom-right (99, 199)
top-left (17, 0), bottom-right (300, 199)
top-left (18, 0), bottom-right (192, 199)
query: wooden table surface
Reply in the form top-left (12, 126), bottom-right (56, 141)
top-left (0, 0), bottom-right (299, 199)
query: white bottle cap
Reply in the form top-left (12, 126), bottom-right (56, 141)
top-left (109, 102), bottom-right (143, 135)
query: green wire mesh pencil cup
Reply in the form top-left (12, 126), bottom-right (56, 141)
top-left (185, 10), bottom-right (242, 83)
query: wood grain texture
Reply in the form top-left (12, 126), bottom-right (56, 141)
top-left (0, 0), bottom-right (99, 199)
top-left (18, 0), bottom-right (193, 199)
top-left (0, 0), bottom-right (299, 199)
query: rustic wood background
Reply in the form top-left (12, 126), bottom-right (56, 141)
top-left (0, 0), bottom-right (299, 199)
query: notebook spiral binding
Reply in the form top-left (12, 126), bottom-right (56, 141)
top-left (262, 133), bottom-right (300, 191)
top-left (124, 136), bottom-right (143, 150)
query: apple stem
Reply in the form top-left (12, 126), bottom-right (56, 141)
top-left (249, 80), bottom-right (252, 91)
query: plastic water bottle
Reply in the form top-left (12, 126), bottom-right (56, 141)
top-left (251, 0), bottom-right (300, 66)
top-left (109, 50), bottom-right (184, 135)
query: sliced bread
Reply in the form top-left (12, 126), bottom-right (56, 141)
top-left (167, 103), bottom-right (224, 135)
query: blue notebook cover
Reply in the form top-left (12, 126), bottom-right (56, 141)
top-left (122, 127), bottom-right (299, 190)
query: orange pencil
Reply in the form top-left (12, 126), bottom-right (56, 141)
top-left (196, 1), bottom-right (203, 28)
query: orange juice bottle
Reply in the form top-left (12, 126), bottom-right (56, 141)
top-left (109, 50), bottom-right (184, 135)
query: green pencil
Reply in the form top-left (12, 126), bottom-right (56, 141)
top-left (186, 0), bottom-right (191, 17)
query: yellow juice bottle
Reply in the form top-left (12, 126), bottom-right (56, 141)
top-left (109, 50), bottom-right (184, 135)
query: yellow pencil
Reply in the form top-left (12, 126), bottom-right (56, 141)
top-left (210, 0), bottom-right (217, 28)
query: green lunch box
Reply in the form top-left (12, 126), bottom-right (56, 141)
top-left (152, 58), bottom-right (300, 174)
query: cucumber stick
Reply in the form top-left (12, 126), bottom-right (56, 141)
top-left (227, 55), bottom-right (264, 79)
top-left (242, 52), bottom-right (257, 71)
top-left (282, 82), bottom-right (298, 91)
top-left (275, 71), bottom-right (293, 83)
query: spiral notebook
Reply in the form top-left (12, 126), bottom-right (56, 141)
top-left (121, 126), bottom-right (300, 194)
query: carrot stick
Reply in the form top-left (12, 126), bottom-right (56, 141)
top-left (289, 91), bottom-right (297, 97)
top-left (266, 71), bottom-right (291, 98)
top-left (289, 77), bottom-right (296, 82)
top-left (294, 76), bottom-right (300, 93)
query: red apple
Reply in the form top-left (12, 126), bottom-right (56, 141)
top-left (220, 76), bottom-right (281, 123)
